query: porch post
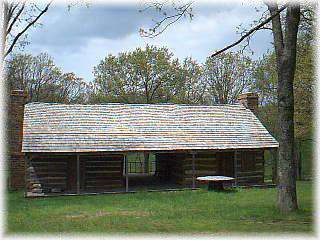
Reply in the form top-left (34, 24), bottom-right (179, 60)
top-left (192, 152), bottom-right (196, 189)
top-left (234, 151), bottom-right (238, 186)
top-left (124, 154), bottom-right (128, 192)
top-left (77, 154), bottom-right (80, 194)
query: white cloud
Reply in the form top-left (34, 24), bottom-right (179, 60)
top-left (24, 2), bottom-right (273, 82)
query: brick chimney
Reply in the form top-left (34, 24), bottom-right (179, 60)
top-left (7, 90), bottom-right (27, 189)
top-left (237, 92), bottom-right (259, 114)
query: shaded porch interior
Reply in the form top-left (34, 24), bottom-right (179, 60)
top-left (26, 150), bottom-right (264, 196)
top-left (27, 152), bottom-right (192, 195)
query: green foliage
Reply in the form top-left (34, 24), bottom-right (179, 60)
top-left (252, 27), bottom-right (315, 180)
top-left (173, 57), bottom-right (206, 104)
top-left (92, 44), bottom-right (182, 104)
top-left (6, 47), bottom-right (255, 107)
top-left (6, 181), bottom-right (313, 233)
top-left (252, 32), bottom-right (315, 141)
top-left (252, 52), bottom-right (277, 105)
top-left (294, 37), bottom-right (315, 140)
top-left (204, 52), bottom-right (253, 104)
top-left (6, 53), bottom-right (89, 103)
top-left (92, 46), bottom-right (254, 105)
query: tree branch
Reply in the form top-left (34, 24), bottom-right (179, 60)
top-left (7, 2), bottom-right (20, 20)
top-left (6, 2), bottom-right (26, 36)
top-left (140, 2), bottom-right (193, 38)
top-left (139, 2), bottom-right (164, 13)
top-left (146, 11), bottom-right (186, 38)
top-left (210, 4), bottom-right (287, 58)
top-left (4, 1), bottom-right (52, 57)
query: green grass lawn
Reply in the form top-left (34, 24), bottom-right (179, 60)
top-left (6, 181), bottom-right (313, 234)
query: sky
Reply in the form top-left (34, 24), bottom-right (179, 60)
top-left (23, 1), bottom-right (274, 82)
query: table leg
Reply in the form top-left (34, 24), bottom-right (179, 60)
top-left (208, 182), bottom-right (224, 191)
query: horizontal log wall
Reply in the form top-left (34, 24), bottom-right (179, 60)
top-left (26, 153), bottom-right (125, 195)
top-left (183, 152), bottom-right (218, 187)
top-left (26, 155), bottom-right (71, 194)
top-left (183, 150), bottom-right (264, 187)
top-left (236, 150), bottom-right (264, 185)
top-left (84, 154), bottom-right (124, 191)
top-left (25, 149), bottom-right (265, 196)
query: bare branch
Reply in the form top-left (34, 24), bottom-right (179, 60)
top-left (259, 26), bottom-right (273, 30)
top-left (139, 2), bottom-right (164, 13)
top-left (4, 1), bottom-right (53, 57)
top-left (211, 4), bottom-right (287, 58)
top-left (7, 3), bottom-right (19, 20)
top-left (6, 2), bottom-right (26, 36)
top-left (145, 12), bottom-right (186, 38)
top-left (140, 1), bottom-right (193, 38)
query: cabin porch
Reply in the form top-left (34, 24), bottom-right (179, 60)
top-left (25, 149), bottom-right (265, 197)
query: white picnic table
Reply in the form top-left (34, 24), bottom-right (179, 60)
top-left (196, 176), bottom-right (235, 191)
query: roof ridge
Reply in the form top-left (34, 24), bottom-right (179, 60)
top-left (25, 102), bottom-right (244, 108)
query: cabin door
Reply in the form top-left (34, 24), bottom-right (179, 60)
top-left (216, 152), bottom-right (234, 177)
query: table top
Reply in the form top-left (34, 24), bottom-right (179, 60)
top-left (196, 176), bottom-right (235, 182)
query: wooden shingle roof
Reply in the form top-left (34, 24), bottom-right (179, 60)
top-left (22, 102), bottom-right (279, 152)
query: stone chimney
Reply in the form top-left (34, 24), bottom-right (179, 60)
top-left (237, 92), bottom-right (259, 114)
top-left (7, 90), bottom-right (27, 189)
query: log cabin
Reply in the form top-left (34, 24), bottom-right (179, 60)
top-left (7, 90), bottom-right (278, 197)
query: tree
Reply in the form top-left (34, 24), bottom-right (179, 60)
top-left (6, 53), bottom-right (61, 102)
top-left (1, 1), bottom-right (52, 59)
top-left (293, 24), bottom-right (315, 142)
top-left (141, 1), bottom-right (306, 212)
top-left (204, 51), bottom-right (253, 104)
top-left (93, 45), bottom-right (181, 104)
top-left (1, 1), bottom-right (93, 60)
top-left (266, 2), bottom-right (301, 212)
top-left (212, 3), bottom-right (301, 212)
top-left (6, 53), bottom-right (88, 103)
top-left (211, 2), bottom-right (301, 212)
top-left (172, 57), bottom-right (206, 104)
top-left (53, 72), bottom-right (89, 104)
top-left (252, 52), bottom-right (278, 105)
top-left (253, 14), bottom-right (315, 182)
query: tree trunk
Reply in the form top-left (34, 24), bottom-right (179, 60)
top-left (267, 3), bottom-right (300, 212)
